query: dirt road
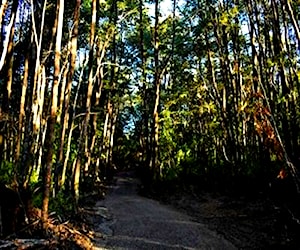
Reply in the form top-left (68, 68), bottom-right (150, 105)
top-left (92, 172), bottom-right (236, 249)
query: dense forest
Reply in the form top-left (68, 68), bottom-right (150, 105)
top-left (0, 0), bottom-right (299, 245)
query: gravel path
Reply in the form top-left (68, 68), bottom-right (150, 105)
top-left (92, 172), bottom-right (236, 250)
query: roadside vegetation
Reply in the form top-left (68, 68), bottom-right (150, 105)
top-left (0, 0), bottom-right (299, 248)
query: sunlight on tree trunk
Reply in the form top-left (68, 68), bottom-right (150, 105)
top-left (73, 0), bottom-right (97, 205)
top-left (57, 0), bottom-right (81, 191)
top-left (42, 0), bottom-right (64, 227)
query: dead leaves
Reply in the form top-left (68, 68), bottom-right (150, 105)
top-left (0, 207), bottom-right (95, 250)
top-left (47, 222), bottom-right (94, 249)
top-left (249, 91), bottom-right (284, 162)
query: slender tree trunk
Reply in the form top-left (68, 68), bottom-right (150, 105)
top-left (74, 0), bottom-right (97, 205)
top-left (91, 28), bottom-right (112, 180)
top-left (0, 0), bottom-right (18, 113)
top-left (139, 0), bottom-right (150, 167)
top-left (150, 0), bottom-right (160, 178)
top-left (57, 0), bottom-right (81, 190)
top-left (28, 0), bottom-right (47, 183)
top-left (42, 0), bottom-right (64, 227)
top-left (283, 0), bottom-right (300, 49)
top-left (0, 0), bottom-right (18, 185)
top-left (0, 0), bottom-right (17, 73)
top-left (108, 107), bottom-right (118, 167)
top-left (15, 35), bottom-right (31, 168)
top-left (61, 57), bottom-right (88, 189)
top-left (0, 0), bottom-right (8, 31)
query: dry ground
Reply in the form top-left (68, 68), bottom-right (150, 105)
top-left (90, 171), bottom-right (236, 249)
top-left (85, 171), bottom-right (300, 249)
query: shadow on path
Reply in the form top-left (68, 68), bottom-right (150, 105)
top-left (92, 171), bottom-right (236, 249)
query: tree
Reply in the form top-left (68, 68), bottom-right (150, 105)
top-left (42, 0), bottom-right (65, 226)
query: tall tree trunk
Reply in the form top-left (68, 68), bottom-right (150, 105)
top-left (42, 0), bottom-right (64, 227)
top-left (0, 0), bottom-right (8, 31)
top-left (28, 0), bottom-right (48, 183)
top-left (15, 39), bottom-right (30, 168)
top-left (61, 57), bottom-right (88, 189)
top-left (57, 0), bottom-right (81, 190)
top-left (150, 0), bottom-right (160, 178)
top-left (0, 0), bottom-right (18, 185)
top-left (0, 0), bottom-right (17, 73)
top-left (283, 0), bottom-right (300, 49)
top-left (90, 27), bottom-right (112, 180)
top-left (73, 0), bottom-right (97, 205)
top-left (139, 0), bottom-right (150, 167)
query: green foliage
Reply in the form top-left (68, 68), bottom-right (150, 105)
top-left (31, 181), bottom-right (74, 218)
top-left (0, 161), bottom-right (14, 184)
top-left (49, 190), bottom-right (75, 217)
top-left (29, 168), bottom-right (40, 184)
top-left (31, 181), bottom-right (43, 208)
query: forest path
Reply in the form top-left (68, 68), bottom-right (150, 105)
top-left (91, 171), bottom-right (236, 250)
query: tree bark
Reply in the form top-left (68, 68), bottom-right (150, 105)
top-left (150, 0), bottom-right (160, 178)
top-left (57, 0), bottom-right (81, 190)
top-left (42, 0), bottom-right (64, 227)
top-left (73, 0), bottom-right (97, 205)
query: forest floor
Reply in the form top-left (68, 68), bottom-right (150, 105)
top-left (152, 187), bottom-right (300, 249)
top-left (87, 171), bottom-right (300, 250)
top-left (1, 171), bottom-right (299, 249)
